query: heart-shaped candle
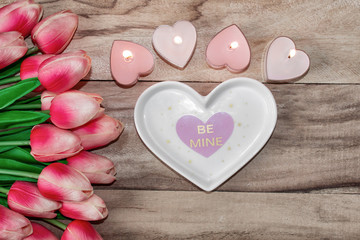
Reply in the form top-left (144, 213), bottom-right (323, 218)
top-left (265, 36), bottom-right (310, 83)
top-left (206, 25), bottom-right (251, 73)
top-left (110, 41), bottom-right (154, 87)
top-left (134, 78), bottom-right (277, 191)
top-left (152, 21), bottom-right (197, 69)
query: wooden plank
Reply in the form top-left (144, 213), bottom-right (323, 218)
top-left (2, 0), bottom-right (359, 83)
top-left (79, 189), bottom-right (360, 239)
top-left (2, 0), bottom-right (355, 83)
top-left (74, 81), bottom-right (360, 192)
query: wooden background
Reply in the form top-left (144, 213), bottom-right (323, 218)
top-left (3, 0), bottom-right (360, 239)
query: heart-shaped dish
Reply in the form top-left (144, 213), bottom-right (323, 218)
top-left (134, 78), bottom-right (277, 191)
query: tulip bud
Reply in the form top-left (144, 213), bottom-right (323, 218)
top-left (24, 222), bottom-right (58, 240)
top-left (0, 31), bottom-right (27, 69)
top-left (38, 163), bottom-right (93, 202)
top-left (31, 10), bottom-right (78, 54)
top-left (0, 205), bottom-right (32, 240)
top-left (20, 54), bottom-right (54, 92)
top-left (73, 115), bottom-right (124, 150)
top-left (61, 220), bottom-right (103, 240)
top-left (60, 194), bottom-right (108, 221)
top-left (67, 151), bottom-right (116, 184)
top-left (8, 181), bottom-right (62, 218)
top-left (41, 90), bottom-right (57, 111)
top-left (50, 91), bottom-right (102, 129)
top-left (0, 0), bottom-right (42, 37)
top-left (38, 50), bottom-right (91, 93)
top-left (30, 124), bottom-right (83, 162)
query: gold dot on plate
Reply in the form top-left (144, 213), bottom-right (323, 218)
top-left (244, 102), bottom-right (248, 105)
top-left (229, 104), bottom-right (233, 108)
top-left (166, 140), bottom-right (171, 144)
top-left (243, 136), bottom-right (246, 138)
top-left (168, 106), bottom-right (172, 110)
top-left (221, 160), bottom-right (225, 163)
top-left (237, 144), bottom-right (241, 147)
top-left (237, 122), bottom-right (242, 127)
top-left (227, 146), bottom-right (231, 151)
top-left (188, 160), bottom-right (192, 164)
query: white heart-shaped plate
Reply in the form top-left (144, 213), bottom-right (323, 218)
top-left (134, 78), bottom-right (277, 191)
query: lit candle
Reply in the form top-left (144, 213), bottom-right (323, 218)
top-left (265, 36), bottom-right (310, 83)
top-left (110, 40), bottom-right (154, 87)
top-left (152, 20), bottom-right (197, 69)
top-left (206, 24), bottom-right (251, 73)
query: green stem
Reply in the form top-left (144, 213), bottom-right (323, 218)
top-left (0, 169), bottom-right (39, 179)
top-left (0, 186), bottom-right (9, 195)
top-left (0, 76), bottom-right (21, 85)
top-left (26, 46), bottom-right (39, 56)
top-left (43, 218), bottom-right (67, 231)
top-left (0, 141), bottom-right (30, 146)
top-left (3, 104), bottom-right (41, 110)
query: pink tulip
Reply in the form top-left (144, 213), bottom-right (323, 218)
top-left (38, 50), bottom-right (91, 93)
top-left (24, 222), bottom-right (58, 240)
top-left (20, 54), bottom-right (54, 92)
top-left (38, 163), bottom-right (93, 202)
top-left (0, 205), bottom-right (32, 240)
top-left (31, 10), bottom-right (78, 54)
top-left (8, 181), bottom-right (62, 218)
top-left (72, 115), bottom-right (124, 150)
top-left (50, 91), bottom-right (103, 129)
top-left (0, 31), bottom-right (27, 69)
top-left (40, 90), bottom-right (57, 111)
top-left (60, 194), bottom-right (108, 221)
top-left (30, 124), bottom-right (83, 162)
top-left (0, 0), bottom-right (42, 37)
top-left (67, 151), bottom-right (116, 184)
top-left (61, 220), bottom-right (103, 240)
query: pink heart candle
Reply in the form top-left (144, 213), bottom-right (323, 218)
top-left (110, 41), bottom-right (154, 87)
top-left (265, 36), bottom-right (310, 83)
top-left (206, 25), bottom-right (251, 73)
top-left (152, 21), bottom-right (197, 69)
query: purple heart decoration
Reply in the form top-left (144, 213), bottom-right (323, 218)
top-left (176, 112), bottom-right (234, 158)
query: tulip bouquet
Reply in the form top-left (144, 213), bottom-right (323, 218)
top-left (0, 1), bottom-right (124, 239)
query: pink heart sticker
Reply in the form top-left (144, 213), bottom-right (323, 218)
top-left (152, 21), bottom-right (197, 69)
top-left (265, 36), bottom-right (310, 83)
top-left (176, 112), bottom-right (234, 158)
top-left (206, 25), bottom-right (251, 73)
top-left (110, 41), bottom-right (154, 87)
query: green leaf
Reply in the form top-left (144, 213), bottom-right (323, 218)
top-left (0, 78), bottom-right (41, 110)
top-left (0, 192), bottom-right (7, 198)
top-left (0, 147), bottom-right (39, 165)
top-left (0, 146), bottom-right (15, 153)
top-left (14, 95), bottom-right (41, 105)
top-left (0, 127), bottom-right (32, 136)
top-left (56, 212), bottom-right (71, 220)
top-left (0, 174), bottom-right (37, 184)
top-left (0, 197), bottom-right (8, 207)
top-left (0, 111), bottom-right (49, 129)
top-left (0, 128), bottom-right (31, 141)
top-left (0, 158), bottom-right (43, 174)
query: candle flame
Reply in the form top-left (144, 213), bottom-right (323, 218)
top-left (122, 50), bottom-right (133, 62)
top-left (173, 36), bottom-right (183, 45)
top-left (288, 49), bottom-right (296, 58)
top-left (229, 41), bottom-right (239, 49)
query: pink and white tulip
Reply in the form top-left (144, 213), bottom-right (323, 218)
top-left (0, 31), bottom-right (27, 69)
top-left (24, 222), bottom-right (58, 240)
top-left (50, 91), bottom-right (103, 129)
top-left (0, 204), bottom-right (32, 240)
top-left (72, 115), bottom-right (124, 150)
top-left (0, 0), bottom-right (42, 37)
top-left (38, 163), bottom-right (93, 202)
top-left (61, 220), bottom-right (103, 240)
top-left (20, 54), bottom-right (54, 92)
top-left (60, 194), bottom-right (108, 221)
top-left (31, 10), bottom-right (78, 54)
top-left (40, 90), bottom-right (57, 111)
top-left (67, 151), bottom-right (116, 184)
top-left (8, 181), bottom-right (62, 218)
top-left (30, 124), bottom-right (83, 162)
top-left (38, 50), bottom-right (91, 93)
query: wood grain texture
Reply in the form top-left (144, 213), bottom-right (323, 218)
top-left (74, 81), bottom-right (360, 193)
top-left (3, 0), bottom-right (359, 83)
top-left (72, 189), bottom-right (360, 239)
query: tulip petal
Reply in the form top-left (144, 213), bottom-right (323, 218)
top-left (0, 205), bottom-right (33, 240)
top-left (24, 222), bottom-right (58, 240)
top-left (0, 31), bottom-right (27, 69)
top-left (61, 220), bottom-right (103, 240)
